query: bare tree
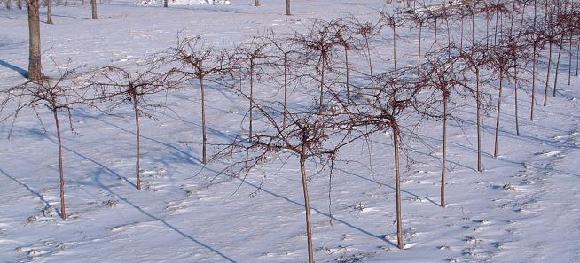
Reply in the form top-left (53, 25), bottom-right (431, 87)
top-left (170, 36), bottom-right (230, 164)
top-left (333, 68), bottom-right (425, 249)
top-left (348, 16), bottom-right (381, 77)
top-left (236, 37), bottom-right (270, 141)
top-left (264, 31), bottom-right (299, 128)
top-left (330, 18), bottom-right (359, 98)
top-left (214, 97), bottom-right (361, 263)
top-left (459, 44), bottom-right (489, 172)
top-left (88, 59), bottom-right (177, 189)
top-left (0, 69), bottom-right (82, 220)
top-left (291, 20), bottom-right (338, 113)
top-left (380, 11), bottom-right (402, 71)
top-left (418, 49), bottom-right (466, 207)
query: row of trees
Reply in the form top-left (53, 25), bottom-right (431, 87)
top-left (1, 0), bottom-right (579, 262)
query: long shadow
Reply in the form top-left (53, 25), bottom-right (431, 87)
top-left (74, 111), bottom-right (217, 164)
top-left (0, 59), bottom-right (27, 77)
top-left (93, 170), bottom-right (237, 263)
top-left (30, 130), bottom-right (140, 189)
top-left (333, 165), bottom-right (441, 207)
top-left (0, 167), bottom-right (54, 213)
top-left (233, 176), bottom-right (398, 247)
top-left (198, 164), bottom-right (397, 247)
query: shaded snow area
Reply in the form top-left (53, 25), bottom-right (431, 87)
top-left (1, 0), bottom-right (580, 262)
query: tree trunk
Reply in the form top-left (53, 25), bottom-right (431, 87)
top-left (553, 37), bottom-right (563, 97)
top-left (471, 12), bottom-right (475, 45)
top-left (434, 18), bottom-right (437, 45)
top-left (460, 17), bottom-right (464, 50)
top-left (163, 0), bottom-right (168, 7)
top-left (494, 12), bottom-right (500, 45)
top-left (46, 0), bottom-right (53, 24)
top-left (393, 127), bottom-right (404, 249)
top-left (531, 44), bottom-right (537, 120)
top-left (393, 25), bottom-right (397, 71)
top-left (249, 60), bottom-right (254, 141)
top-left (441, 92), bottom-right (447, 207)
top-left (514, 58), bottom-right (520, 136)
top-left (531, 0), bottom-right (537, 120)
top-left (544, 41), bottom-right (553, 106)
top-left (27, 0), bottom-right (42, 81)
top-left (574, 39), bottom-right (580, 77)
top-left (200, 77), bottom-right (207, 165)
top-left (283, 54), bottom-right (288, 128)
top-left (132, 92), bottom-right (141, 190)
top-left (494, 70), bottom-right (503, 158)
top-left (319, 56), bottom-right (325, 114)
top-left (299, 141), bottom-right (314, 263)
top-left (53, 110), bottom-right (67, 220)
top-left (486, 17), bottom-right (490, 52)
top-left (568, 33), bottom-right (572, 85)
top-left (476, 68), bottom-right (482, 172)
top-left (418, 23), bottom-right (422, 58)
top-left (285, 0), bottom-right (290, 15)
top-left (365, 38), bottom-right (373, 76)
top-left (90, 0), bottom-right (97, 19)
top-left (344, 47), bottom-right (350, 98)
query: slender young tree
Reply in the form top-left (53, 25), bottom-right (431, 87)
top-left (236, 37), bottom-right (269, 141)
top-left (265, 31), bottom-right (298, 128)
top-left (88, 59), bottom-right (177, 189)
top-left (172, 36), bottom-right (229, 164)
top-left (1, 69), bottom-right (82, 220)
top-left (330, 18), bottom-right (359, 98)
top-left (291, 20), bottom-right (337, 113)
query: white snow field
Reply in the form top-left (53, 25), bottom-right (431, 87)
top-left (1, 0), bottom-right (580, 262)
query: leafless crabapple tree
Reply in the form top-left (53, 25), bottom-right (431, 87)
top-left (213, 96), bottom-right (364, 263)
top-left (330, 67), bottom-right (428, 250)
top-left (170, 35), bottom-right (231, 164)
top-left (0, 68), bottom-right (83, 220)
top-left (87, 58), bottom-right (179, 190)
top-left (234, 37), bottom-right (270, 141)
top-left (291, 19), bottom-right (340, 114)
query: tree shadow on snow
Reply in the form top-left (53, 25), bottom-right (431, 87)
top-left (0, 59), bottom-right (27, 78)
top-left (93, 170), bottom-right (238, 263)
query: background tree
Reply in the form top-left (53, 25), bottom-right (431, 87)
top-left (291, 19), bottom-right (338, 113)
top-left (171, 36), bottom-right (230, 164)
top-left (91, 0), bottom-right (97, 19)
top-left (236, 37), bottom-right (270, 141)
top-left (88, 59), bottom-right (178, 190)
top-left (46, 0), bottom-right (53, 24)
top-left (27, 0), bottom-right (42, 81)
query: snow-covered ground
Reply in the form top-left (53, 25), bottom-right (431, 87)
top-left (1, 0), bottom-right (580, 262)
